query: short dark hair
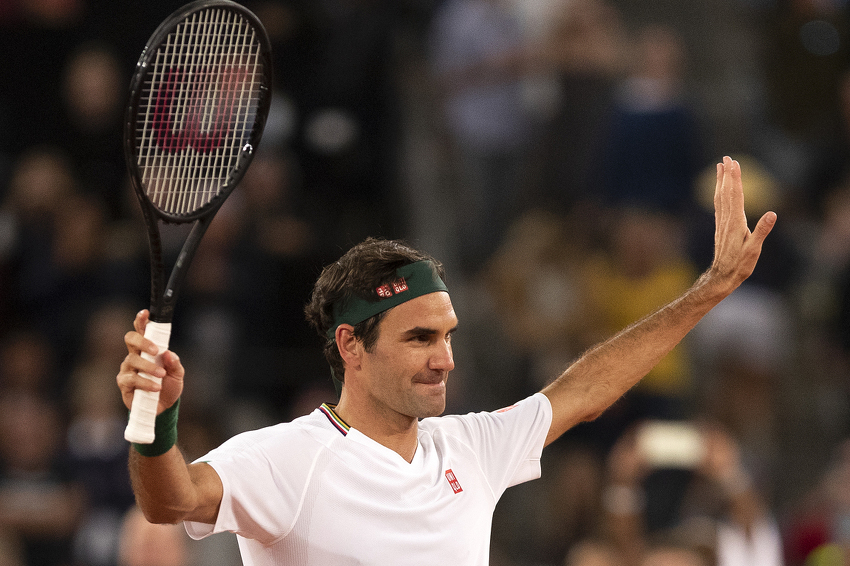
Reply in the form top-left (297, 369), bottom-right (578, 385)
top-left (304, 238), bottom-right (446, 383)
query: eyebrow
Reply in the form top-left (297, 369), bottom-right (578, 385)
top-left (403, 324), bottom-right (459, 338)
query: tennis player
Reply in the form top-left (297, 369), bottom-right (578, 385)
top-left (116, 156), bottom-right (775, 565)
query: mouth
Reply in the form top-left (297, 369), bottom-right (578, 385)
top-left (413, 373), bottom-right (446, 389)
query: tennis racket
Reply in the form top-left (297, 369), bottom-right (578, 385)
top-left (124, 0), bottom-right (273, 444)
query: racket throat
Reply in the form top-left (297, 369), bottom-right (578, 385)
top-left (150, 216), bottom-right (213, 324)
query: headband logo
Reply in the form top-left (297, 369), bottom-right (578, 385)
top-left (327, 261), bottom-right (447, 341)
top-left (376, 277), bottom-right (408, 299)
top-left (393, 278), bottom-right (409, 294)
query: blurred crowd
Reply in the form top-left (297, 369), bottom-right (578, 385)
top-left (1, 0), bottom-right (850, 565)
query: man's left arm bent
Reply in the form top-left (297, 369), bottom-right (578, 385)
top-left (540, 157), bottom-right (777, 446)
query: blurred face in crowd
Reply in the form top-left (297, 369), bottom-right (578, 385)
top-left (640, 547), bottom-right (707, 566)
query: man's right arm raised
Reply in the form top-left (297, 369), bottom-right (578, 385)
top-left (117, 309), bottom-right (224, 525)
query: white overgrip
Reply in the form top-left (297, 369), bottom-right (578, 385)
top-left (124, 321), bottom-right (173, 444)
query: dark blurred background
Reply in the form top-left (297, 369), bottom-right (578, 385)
top-left (0, 0), bottom-right (849, 564)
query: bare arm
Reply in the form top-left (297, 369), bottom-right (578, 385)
top-left (128, 448), bottom-right (222, 525)
top-left (117, 310), bottom-right (223, 524)
top-left (541, 157), bottom-right (777, 445)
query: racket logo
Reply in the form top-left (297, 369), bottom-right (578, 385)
top-left (152, 66), bottom-right (249, 154)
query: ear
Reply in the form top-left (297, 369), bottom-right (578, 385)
top-left (335, 324), bottom-right (362, 372)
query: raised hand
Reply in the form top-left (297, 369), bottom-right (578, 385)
top-left (709, 156), bottom-right (777, 294)
top-left (116, 309), bottom-right (184, 415)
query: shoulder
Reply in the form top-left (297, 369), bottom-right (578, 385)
top-left (197, 409), bottom-right (342, 465)
top-left (419, 393), bottom-right (551, 438)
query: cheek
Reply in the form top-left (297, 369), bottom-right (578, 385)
top-left (369, 348), bottom-right (426, 386)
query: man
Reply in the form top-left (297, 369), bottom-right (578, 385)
top-left (116, 157), bottom-right (776, 565)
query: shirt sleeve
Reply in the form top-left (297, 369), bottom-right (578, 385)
top-left (427, 393), bottom-right (553, 498)
top-left (184, 425), bottom-right (322, 545)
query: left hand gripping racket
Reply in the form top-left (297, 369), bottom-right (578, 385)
top-left (123, 0), bottom-right (273, 444)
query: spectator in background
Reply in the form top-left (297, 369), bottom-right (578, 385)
top-left (173, 147), bottom-right (334, 430)
top-left (576, 207), bottom-right (699, 447)
top-left (783, 438), bottom-right (850, 565)
top-left (601, 422), bottom-right (783, 566)
top-left (0, 0), bottom-right (87, 156)
top-left (0, 392), bottom-right (85, 566)
top-left (117, 504), bottom-right (242, 566)
top-left (688, 158), bottom-right (797, 468)
top-left (292, 0), bottom-right (404, 245)
top-left (59, 41), bottom-right (127, 220)
top-left (0, 328), bottom-right (76, 565)
top-left (599, 24), bottom-right (704, 215)
top-left (0, 329), bottom-right (59, 399)
top-left (1, 147), bottom-right (147, 375)
top-left (525, 0), bottom-right (629, 212)
top-left (797, 72), bottom-right (850, 366)
top-left (66, 302), bottom-right (139, 566)
top-left (483, 208), bottom-right (598, 402)
top-left (428, 0), bottom-right (537, 273)
top-left (0, 531), bottom-right (24, 566)
top-left (564, 538), bottom-right (625, 566)
top-left (492, 443), bottom-right (609, 564)
top-left (117, 507), bottom-right (188, 566)
top-left (639, 542), bottom-right (711, 566)
top-left (223, 147), bottom-right (334, 423)
top-left (1, 147), bottom-right (83, 344)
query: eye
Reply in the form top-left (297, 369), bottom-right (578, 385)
top-left (447, 327), bottom-right (458, 343)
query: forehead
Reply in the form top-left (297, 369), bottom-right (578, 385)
top-left (380, 291), bottom-right (457, 332)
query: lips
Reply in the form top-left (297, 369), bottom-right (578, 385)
top-left (413, 373), bottom-right (446, 386)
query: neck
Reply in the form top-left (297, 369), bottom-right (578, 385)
top-left (333, 396), bottom-right (419, 463)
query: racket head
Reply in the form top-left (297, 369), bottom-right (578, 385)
top-left (124, 0), bottom-right (273, 223)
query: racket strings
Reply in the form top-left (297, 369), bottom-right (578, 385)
top-left (136, 7), bottom-right (265, 216)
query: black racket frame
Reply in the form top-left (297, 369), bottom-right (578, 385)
top-left (123, 0), bottom-right (273, 324)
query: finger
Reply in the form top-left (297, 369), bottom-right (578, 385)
top-left (715, 157), bottom-right (733, 238)
top-left (116, 366), bottom-right (163, 402)
top-left (729, 158), bottom-right (747, 225)
top-left (162, 350), bottom-right (185, 378)
top-left (714, 161), bottom-right (722, 204)
top-left (117, 368), bottom-right (162, 392)
top-left (122, 351), bottom-right (167, 380)
top-left (124, 329), bottom-right (159, 358)
top-left (720, 156), bottom-right (733, 212)
top-left (751, 211), bottom-right (777, 245)
top-left (134, 309), bottom-right (150, 334)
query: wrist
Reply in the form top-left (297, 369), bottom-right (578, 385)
top-left (131, 398), bottom-right (180, 457)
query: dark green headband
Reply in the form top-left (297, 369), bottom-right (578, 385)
top-left (326, 260), bottom-right (448, 341)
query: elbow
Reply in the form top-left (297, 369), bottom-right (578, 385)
top-left (138, 507), bottom-right (181, 526)
top-left (579, 381), bottom-right (623, 423)
top-left (137, 500), bottom-right (195, 525)
top-left (581, 406), bottom-right (608, 423)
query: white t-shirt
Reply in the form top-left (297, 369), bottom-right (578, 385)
top-left (185, 393), bottom-right (552, 565)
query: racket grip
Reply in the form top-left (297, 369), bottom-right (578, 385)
top-left (124, 321), bottom-right (173, 444)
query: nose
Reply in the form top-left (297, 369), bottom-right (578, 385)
top-left (430, 339), bottom-right (454, 372)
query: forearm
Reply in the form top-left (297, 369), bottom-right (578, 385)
top-left (542, 272), bottom-right (726, 444)
top-left (129, 447), bottom-right (221, 525)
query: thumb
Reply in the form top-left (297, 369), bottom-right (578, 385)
top-left (751, 211), bottom-right (777, 244)
top-left (162, 350), bottom-right (184, 377)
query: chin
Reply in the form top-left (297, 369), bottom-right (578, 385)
top-left (410, 395), bottom-right (446, 419)
top-left (420, 397), bottom-right (447, 418)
